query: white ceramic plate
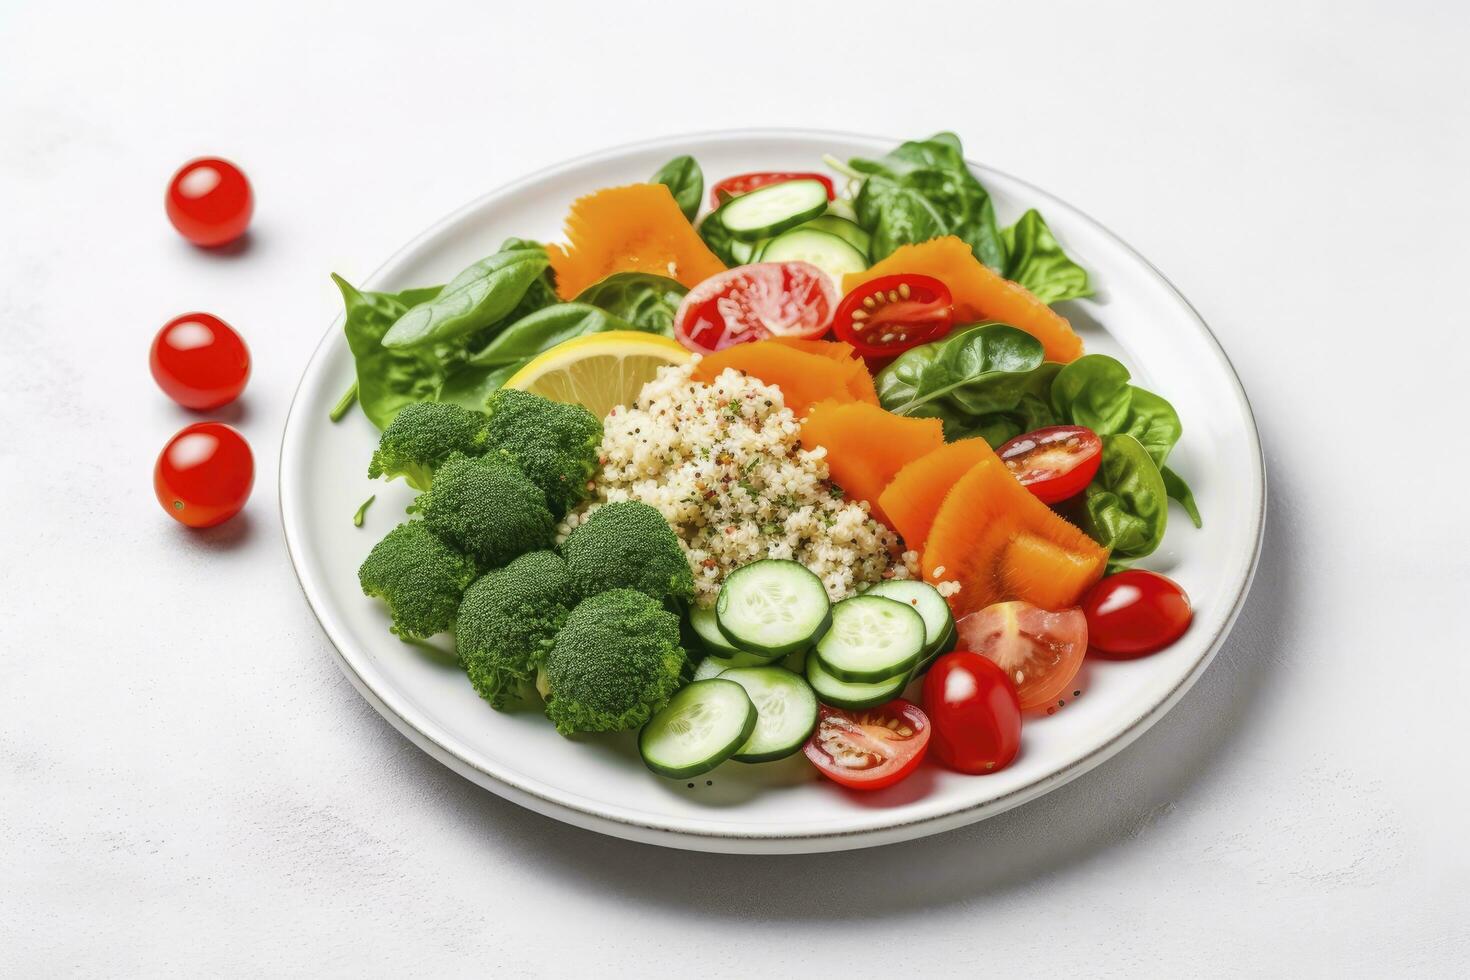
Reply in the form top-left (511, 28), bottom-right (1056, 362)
top-left (280, 130), bottom-right (1264, 854)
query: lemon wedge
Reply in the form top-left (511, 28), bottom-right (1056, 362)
top-left (503, 331), bottom-right (691, 417)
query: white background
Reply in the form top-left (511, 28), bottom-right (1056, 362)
top-left (2, 0), bottom-right (1467, 975)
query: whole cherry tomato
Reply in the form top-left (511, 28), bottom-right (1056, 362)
top-left (922, 651), bottom-right (1022, 774)
top-left (1082, 570), bottom-right (1193, 657)
top-left (154, 423), bottom-right (254, 528)
top-left (166, 158), bottom-right (253, 247)
top-left (149, 313), bottom-right (251, 409)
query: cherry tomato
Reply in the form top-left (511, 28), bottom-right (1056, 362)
top-left (154, 423), bottom-right (254, 528)
top-left (803, 700), bottom-right (930, 791)
top-left (832, 274), bottom-right (954, 357)
top-left (1082, 570), bottom-right (1193, 657)
top-left (922, 652), bottom-right (1022, 774)
top-left (710, 171), bottom-right (836, 209)
top-left (149, 313), bottom-right (251, 410)
top-left (956, 601), bottom-right (1088, 713)
top-left (997, 425), bottom-right (1103, 503)
top-left (674, 262), bottom-right (838, 354)
top-left (166, 157), bottom-right (253, 247)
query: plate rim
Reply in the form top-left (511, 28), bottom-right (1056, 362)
top-left (278, 128), bottom-right (1267, 852)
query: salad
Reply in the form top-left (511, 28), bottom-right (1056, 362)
top-left (331, 132), bottom-right (1201, 793)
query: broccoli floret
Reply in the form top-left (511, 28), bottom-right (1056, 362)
top-left (541, 589), bottom-right (686, 735)
top-left (358, 521), bottom-right (477, 638)
top-left (456, 551), bottom-right (574, 709)
top-left (561, 501), bottom-right (694, 603)
top-left (418, 453), bottom-right (554, 567)
top-left (368, 402), bottom-right (490, 491)
top-left (485, 388), bottom-right (602, 516)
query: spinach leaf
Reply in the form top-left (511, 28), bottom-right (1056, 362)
top-left (1161, 465), bottom-right (1203, 528)
top-left (468, 303), bottom-right (635, 370)
top-left (651, 155), bottom-right (703, 222)
top-left (697, 207), bottom-right (741, 266)
top-left (953, 363), bottom-right (1063, 446)
top-left (850, 132), bottom-right (1006, 270)
top-left (382, 242), bottom-right (549, 349)
top-left (874, 323), bottom-right (1046, 438)
top-left (334, 275), bottom-right (447, 429)
top-left (1052, 355), bottom-right (1183, 466)
top-left (574, 272), bottom-right (686, 337)
top-left (1081, 434), bottom-right (1169, 560)
top-left (1001, 209), bottom-right (1093, 305)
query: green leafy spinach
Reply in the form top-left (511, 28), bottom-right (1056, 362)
top-left (1080, 434), bottom-right (1169, 559)
top-left (651, 155), bottom-right (703, 222)
top-left (573, 272), bottom-right (686, 336)
top-left (382, 241), bottom-right (550, 349)
top-left (1000, 209), bottom-right (1092, 305)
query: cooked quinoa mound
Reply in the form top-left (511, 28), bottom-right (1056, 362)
top-left (559, 363), bottom-right (918, 607)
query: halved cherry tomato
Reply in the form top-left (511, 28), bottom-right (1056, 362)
top-left (154, 422), bottom-right (254, 528)
top-left (922, 652), bottom-right (1022, 774)
top-left (674, 262), bottom-right (838, 354)
top-left (166, 157), bottom-right (253, 247)
top-left (150, 312), bottom-right (251, 410)
top-left (956, 602), bottom-right (1087, 713)
top-left (832, 274), bottom-right (954, 357)
top-left (997, 425), bottom-right (1102, 503)
top-left (803, 700), bottom-right (930, 791)
top-left (709, 171), bottom-right (836, 208)
top-left (1082, 570), bottom-right (1192, 657)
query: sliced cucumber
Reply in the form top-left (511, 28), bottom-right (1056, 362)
top-left (638, 679), bottom-right (757, 779)
top-left (864, 580), bottom-right (956, 672)
top-left (798, 214), bottom-right (871, 258)
top-left (691, 649), bottom-right (769, 682)
top-left (689, 604), bottom-right (741, 656)
top-left (814, 595), bottom-right (927, 683)
top-left (719, 667), bottom-right (819, 763)
top-left (759, 228), bottom-right (868, 280)
top-left (805, 653), bottom-right (910, 710)
top-left (729, 238), bottom-right (758, 265)
top-left (720, 179), bottom-right (829, 241)
top-left (716, 559), bottom-right (832, 658)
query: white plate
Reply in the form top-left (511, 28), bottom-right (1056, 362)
top-left (280, 130), bottom-right (1265, 854)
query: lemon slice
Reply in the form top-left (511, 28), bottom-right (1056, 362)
top-left (503, 331), bottom-right (692, 417)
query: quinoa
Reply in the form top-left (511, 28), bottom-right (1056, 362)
top-left (558, 363), bottom-right (925, 607)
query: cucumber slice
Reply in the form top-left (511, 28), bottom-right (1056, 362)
top-left (719, 667), bottom-right (819, 762)
top-left (729, 239), bottom-right (758, 265)
top-left (798, 215), bottom-right (871, 257)
top-left (638, 679), bottom-right (757, 779)
top-left (805, 653), bottom-right (910, 710)
top-left (720, 179), bottom-right (829, 241)
top-left (716, 559), bottom-right (832, 658)
top-left (689, 604), bottom-right (741, 656)
top-left (691, 649), bottom-right (769, 681)
top-left (759, 229), bottom-right (868, 280)
top-left (863, 580), bottom-right (956, 671)
top-left (814, 595), bottom-right (927, 682)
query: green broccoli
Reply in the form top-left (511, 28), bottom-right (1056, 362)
top-left (358, 521), bottom-right (477, 638)
top-left (560, 501), bottom-right (694, 603)
top-left (484, 388), bottom-right (602, 516)
top-left (456, 551), bottom-right (575, 709)
top-left (418, 453), bottom-right (554, 567)
top-left (368, 402), bottom-right (491, 491)
top-left (541, 589), bottom-right (687, 735)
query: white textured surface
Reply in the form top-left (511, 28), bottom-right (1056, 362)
top-left (1, 0), bottom-right (1466, 975)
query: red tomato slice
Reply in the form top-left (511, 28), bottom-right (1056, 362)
top-left (922, 652), bottom-right (1022, 774)
top-left (709, 171), bottom-right (837, 209)
top-left (674, 262), bottom-right (838, 354)
top-left (1082, 570), bottom-right (1193, 657)
top-left (832, 274), bottom-right (954, 357)
top-left (803, 700), bottom-right (930, 791)
top-left (956, 601), bottom-right (1087, 713)
top-left (997, 425), bottom-right (1103, 503)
